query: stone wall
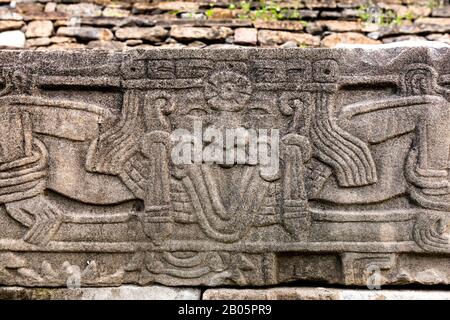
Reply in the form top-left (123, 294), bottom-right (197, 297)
top-left (0, 0), bottom-right (449, 49)
top-left (3, 286), bottom-right (450, 300)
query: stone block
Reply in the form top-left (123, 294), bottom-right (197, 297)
top-left (0, 30), bottom-right (25, 47)
top-left (0, 8), bottom-right (23, 21)
top-left (26, 20), bottom-right (54, 38)
top-left (253, 20), bottom-right (305, 31)
top-left (321, 32), bottom-right (381, 47)
top-left (432, 6), bottom-right (450, 17)
top-left (170, 26), bottom-right (233, 40)
top-left (56, 27), bottom-right (113, 41)
top-left (56, 4), bottom-right (102, 18)
top-left (102, 8), bottom-right (130, 18)
top-left (319, 20), bottom-right (362, 32)
top-left (115, 27), bottom-right (168, 42)
top-left (0, 20), bottom-right (24, 32)
top-left (0, 285), bottom-right (200, 300)
top-left (258, 30), bottom-right (320, 46)
top-left (26, 37), bottom-right (51, 47)
top-left (0, 48), bottom-right (446, 290)
top-left (203, 288), bottom-right (450, 300)
top-left (233, 28), bottom-right (257, 45)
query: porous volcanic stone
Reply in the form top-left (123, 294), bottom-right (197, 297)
top-left (56, 27), bottom-right (114, 41)
top-left (258, 30), bottom-right (320, 46)
top-left (0, 285), bottom-right (200, 300)
top-left (170, 26), bottom-right (233, 41)
top-left (0, 30), bottom-right (25, 47)
top-left (115, 27), bottom-right (168, 42)
top-left (56, 4), bottom-right (103, 18)
top-left (203, 288), bottom-right (450, 300)
top-left (233, 28), bottom-right (257, 45)
top-left (0, 47), bottom-right (447, 290)
top-left (0, 21), bottom-right (24, 32)
top-left (321, 32), bottom-right (381, 47)
top-left (25, 20), bottom-right (53, 38)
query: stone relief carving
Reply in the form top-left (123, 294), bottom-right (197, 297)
top-left (0, 48), bottom-right (449, 287)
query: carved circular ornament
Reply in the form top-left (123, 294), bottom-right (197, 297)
top-left (204, 71), bottom-right (252, 112)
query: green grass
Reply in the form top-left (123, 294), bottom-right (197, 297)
top-left (357, 4), bottom-right (419, 27)
top-left (226, 0), bottom-right (307, 22)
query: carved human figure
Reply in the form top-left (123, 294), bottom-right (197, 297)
top-left (309, 64), bottom-right (450, 212)
top-left (86, 68), bottom-right (311, 243)
top-left (0, 68), bottom-right (137, 245)
top-left (165, 70), bottom-right (311, 242)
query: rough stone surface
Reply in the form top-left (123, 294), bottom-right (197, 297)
top-left (253, 21), bottom-right (305, 31)
top-left (433, 6), bottom-right (450, 17)
top-left (383, 35), bottom-right (428, 44)
top-left (44, 3), bottom-right (57, 14)
top-left (319, 20), bottom-right (362, 32)
top-left (427, 34), bottom-right (450, 45)
top-left (56, 4), bottom-right (103, 18)
top-left (0, 1), bottom-right (442, 49)
top-left (87, 40), bottom-right (126, 49)
top-left (26, 20), bottom-right (54, 38)
top-left (102, 8), bottom-right (130, 18)
top-left (412, 18), bottom-right (450, 33)
top-left (0, 8), bottom-right (23, 21)
top-left (49, 36), bottom-right (76, 44)
top-left (0, 285), bottom-right (200, 300)
top-left (56, 27), bottom-right (113, 41)
top-left (233, 28), bottom-right (257, 45)
top-left (0, 21), bottom-right (24, 32)
top-left (321, 32), bottom-right (381, 47)
top-left (203, 288), bottom-right (450, 300)
top-left (0, 30), bottom-right (25, 47)
top-left (48, 42), bottom-right (86, 49)
top-left (170, 26), bottom-right (233, 41)
top-left (0, 46), bottom-right (449, 290)
top-left (133, 2), bottom-right (199, 13)
top-left (258, 30), bottom-right (320, 46)
top-left (26, 37), bottom-right (51, 47)
top-left (115, 27), bottom-right (168, 42)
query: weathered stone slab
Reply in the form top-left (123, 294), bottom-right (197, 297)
top-left (258, 30), bottom-right (320, 46)
top-left (56, 27), bottom-right (114, 41)
top-left (321, 32), bottom-right (381, 47)
top-left (0, 285), bottom-right (200, 300)
top-left (115, 27), bottom-right (168, 42)
top-left (203, 288), bottom-right (450, 300)
top-left (0, 48), bottom-right (448, 289)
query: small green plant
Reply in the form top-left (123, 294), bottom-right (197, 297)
top-left (240, 1), bottom-right (251, 12)
top-left (381, 9), bottom-right (396, 26)
top-left (402, 11), bottom-right (415, 22)
top-left (168, 10), bottom-right (181, 16)
top-left (184, 12), bottom-right (196, 19)
top-left (232, 0), bottom-right (306, 22)
top-left (236, 1), bottom-right (251, 19)
top-left (356, 4), bottom-right (373, 22)
top-left (357, 4), bottom-right (416, 28)
top-left (427, 0), bottom-right (441, 9)
top-left (288, 9), bottom-right (301, 20)
top-left (205, 8), bottom-right (214, 18)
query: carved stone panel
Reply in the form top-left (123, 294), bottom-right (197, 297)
top-left (0, 48), bottom-right (449, 287)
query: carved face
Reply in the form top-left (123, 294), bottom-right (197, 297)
top-left (170, 71), bottom-right (286, 130)
top-left (168, 71), bottom-right (285, 167)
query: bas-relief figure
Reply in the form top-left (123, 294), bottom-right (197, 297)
top-left (0, 48), bottom-right (449, 287)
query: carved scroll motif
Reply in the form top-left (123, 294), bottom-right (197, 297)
top-left (0, 49), bottom-right (447, 287)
